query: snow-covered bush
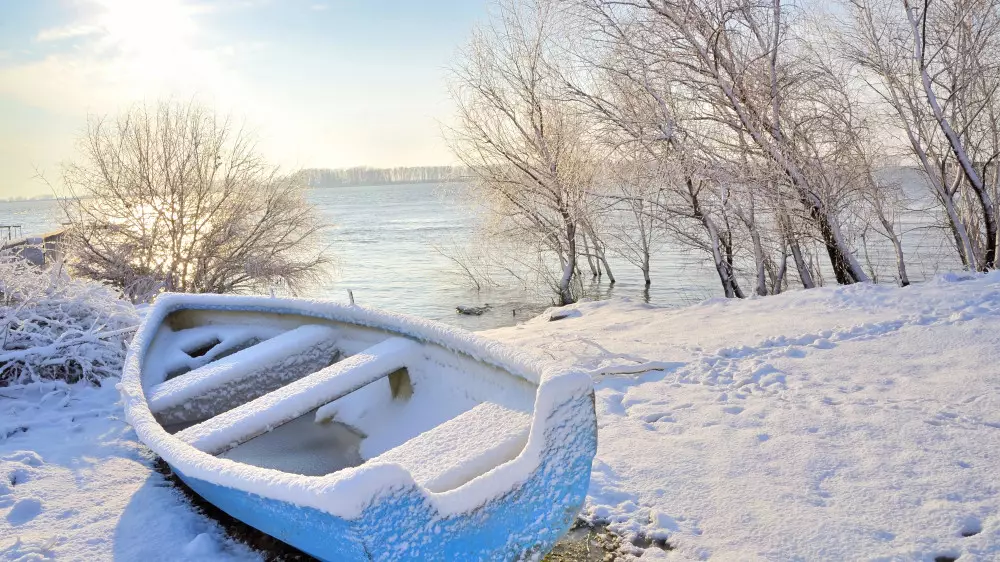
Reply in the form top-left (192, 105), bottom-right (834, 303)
top-left (0, 254), bottom-right (139, 386)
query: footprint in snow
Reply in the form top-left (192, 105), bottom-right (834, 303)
top-left (872, 530), bottom-right (895, 541)
top-left (600, 392), bottom-right (626, 417)
top-left (960, 515), bottom-right (983, 537)
top-left (2, 452), bottom-right (43, 467)
top-left (0, 458), bottom-right (37, 508)
top-left (0, 469), bottom-right (29, 510)
top-left (8, 468), bottom-right (30, 487)
top-left (722, 406), bottom-right (745, 415)
top-left (6, 498), bottom-right (43, 526)
top-left (642, 413), bottom-right (675, 423)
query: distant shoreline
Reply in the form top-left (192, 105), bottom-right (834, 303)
top-left (0, 196), bottom-right (57, 203)
top-left (305, 178), bottom-right (471, 189)
top-left (0, 182), bottom-right (472, 203)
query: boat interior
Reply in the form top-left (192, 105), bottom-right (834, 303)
top-left (143, 308), bottom-right (538, 492)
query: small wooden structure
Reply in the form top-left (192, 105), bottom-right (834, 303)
top-left (0, 224), bottom-right (22, 242)
top-left (0, 228), bottom-right (67, 266)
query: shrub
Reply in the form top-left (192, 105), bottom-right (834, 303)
top-left (0, 255), bottom-right (139, 386)
top-left (61, 100), bottom-right (329, 302)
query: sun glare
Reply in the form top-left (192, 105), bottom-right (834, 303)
top-left (95, 0), bottom-right (199, 82)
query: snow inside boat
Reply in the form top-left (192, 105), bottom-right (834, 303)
top-left (120, 293), bottom-right (597, 561)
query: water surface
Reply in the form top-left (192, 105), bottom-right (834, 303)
top-left (1, 179), bottom-right (960, 330)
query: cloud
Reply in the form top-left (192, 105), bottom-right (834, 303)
top-left (1, 0), bottom-right (251, 116)
top-left (0, 55), bottom-right (120, 115)
top-left (36, 23), bottom-right (102, 42)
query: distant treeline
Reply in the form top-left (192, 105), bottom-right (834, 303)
top-left (0, 194), bottom-right (55, 203)
top-left (295, 166), bottom-right (468, 188)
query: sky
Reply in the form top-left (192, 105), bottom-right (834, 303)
top-left (0, 0), bottom-right (488, 198)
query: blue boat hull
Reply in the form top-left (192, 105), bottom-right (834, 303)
top-left (173, 393), bottom-right (597, 561)
top-left (122, 294), bottom-right (600, 561)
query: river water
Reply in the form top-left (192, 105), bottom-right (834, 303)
top-left (0, 178), bottom-right (960, 330)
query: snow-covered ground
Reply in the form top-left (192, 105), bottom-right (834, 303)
top-left (0, 381), bottom-right (257, 561)
top-left (3, 273), bottom-right (1000, 560)
top-left (485, 272), bottom-right (1000, 561)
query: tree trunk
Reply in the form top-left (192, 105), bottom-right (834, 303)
top-left (704, 215), bottom-right (742, 298)
top-left (773, 250), bottom-right (787, 294)
top-left (874, 209), bottom-right (910, 287)
top-left (750, 225), bottom-right (767, 296)
top-left (642, 249), bottom-right (651, 286)
top-left (585, 224), bottom-right (615, 284)
top-left (891, 234), bottom-right (910, 287)
top-left (558, 218), bottom-right (577, 306)
top-left (970, 181), bottom-right (998, 269)
top-left (722, 231), bottom-right (745, 299)
top-left (581, 232), bottom-right (598, 278)
top-left (781, 208), bottom-right (815, 289)
top-left (789, 238), bottom-right (815, 289)
top-left (811, 205), bottom-right (867, 284)
top-left (597, 250), bottom-right (615, 285)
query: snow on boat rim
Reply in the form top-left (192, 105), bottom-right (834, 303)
top-left (120, 292), bottom-right (593, 520)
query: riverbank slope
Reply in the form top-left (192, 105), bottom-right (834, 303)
top-left (2, 273), bottom-right (999, 560)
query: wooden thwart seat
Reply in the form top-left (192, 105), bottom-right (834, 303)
top-left (175, 337), bottom-right (423, 454)
top-left (148, 324), bottom-right (339, 415)
top-left (370, 401), bottom-right (531, 492)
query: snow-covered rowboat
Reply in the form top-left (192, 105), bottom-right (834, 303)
top-left (121, 293), bottom-right (597, 561)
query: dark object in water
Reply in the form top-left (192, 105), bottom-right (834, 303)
top-left (549, 310), bottom-right (582, 322)
top-left (457, 304), bottom-right (492, 316)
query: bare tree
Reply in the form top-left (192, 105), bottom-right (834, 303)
top-left (902, 0), bottom-right (1000, 268)
top-left (60, 101), bottom-right (329, 301)
top-left (623, 0), bottom-right (870, 285)
top-left (442, 0), bottom-right (998, 303)
top-left (560, 6), bottom-right (748, 298)
top-left (845, 0), bottom-right (1000, 271)
top-left (601, 157), bottom-right (669, 286)
top-left (563, 0), bottom-right (877, 297)
top-left (448, 0), bottom-right (596, 305)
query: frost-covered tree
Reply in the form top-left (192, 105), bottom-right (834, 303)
top-left (448, 0), bottom-right (1000, 300)
top-left (61, 101), bottom-right (329, 301)
top-left (448, 0), bottom-right (597, 305)
top-left (846, 0), bottom-right (1000, 271)
top-left (601, 159), bottom-right (668, 287)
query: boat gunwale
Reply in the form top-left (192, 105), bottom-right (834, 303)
top-left (121, 292), bottom-right (595, 520)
